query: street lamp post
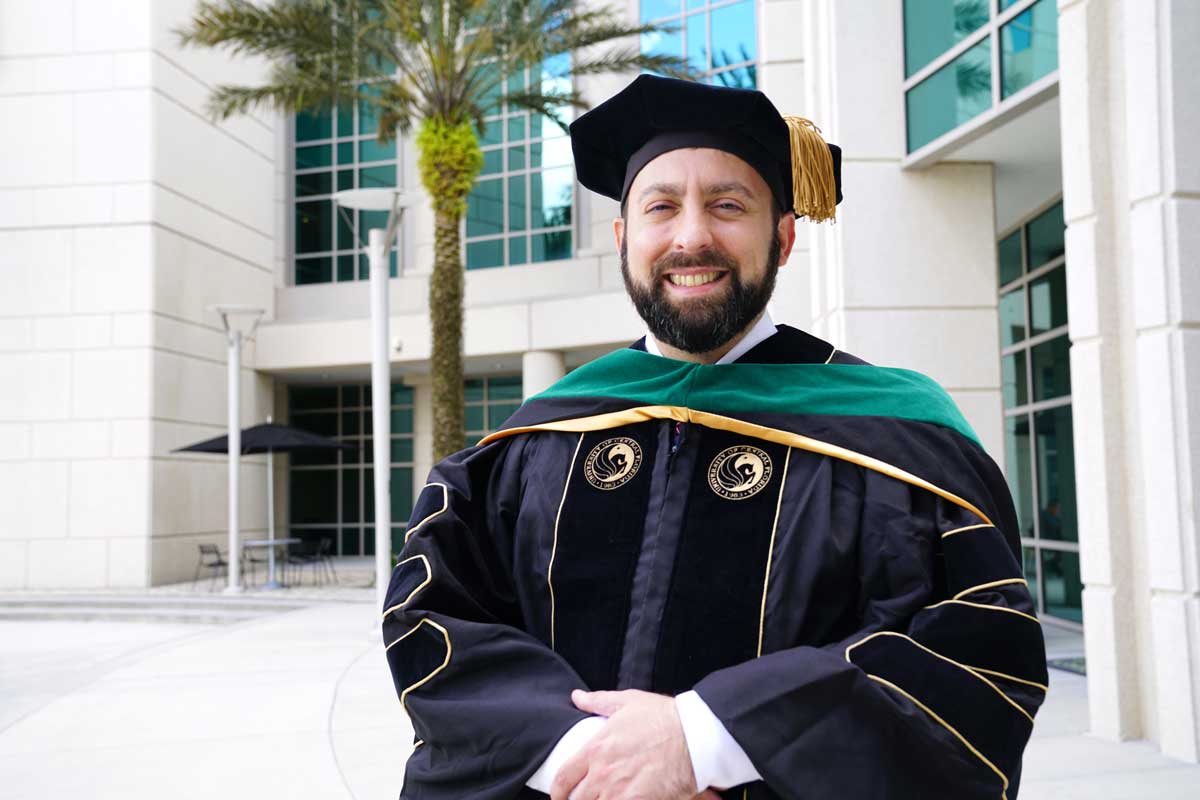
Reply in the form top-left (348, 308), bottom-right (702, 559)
top-left (209, 304), bottom-right (264, 593)
top-left (332, 189), bottom-right (411, 615)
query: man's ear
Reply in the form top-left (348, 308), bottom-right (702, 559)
top-left (775, 214), bottom-right (797, 268)
top-left (613, 216), bottom-right (625, 253)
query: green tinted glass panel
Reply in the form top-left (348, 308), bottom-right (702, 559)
top-left (1001, 0), bottom-right (1021, 8)
top-left (390, 408), bottom-right (413, 433)
top-left (465, 379), bottom-right (485, 402)
top-left (489, 376), bottom-right (523, 400)
top-left (359, 164), bottom-right (395, 189)
top-left (1032, 335), bottom-right (1071, 401)
top-left (340, 385), bottom-right (360, 406)
top-left (1001, 0), bottom-right (1058, 98)
top-left (488, 402), bottom-right (522, 428)
top-left (337, 141), bottom-right (354, 163)
top-left (903, 0), bottom-right (991, 77)
top-left (1029, 266), bottom-right (1068, 335)
top-left (363, 468), bottom-right (374, 521)
top-left (290, 470), bottom-right (337, 523)
top-left (642, 0), bottom-right (678, 22)
top-left (711, 0), bottom-right (757, 68)
top-left (711, 65), bottom-right (757, 89)
top-left (296, 145), bottom-right (332, 170)
top-left (467, 239), bottom-right (505, 270)
top-left (337, 169), bottom-right (355, 191)
top-left (291, 411), bottom-right (337, 437)
top-left (342, 469), bottom-right (360, 522)
top-left (530, 137), bottom-right (572, 169)
top-left (477, 119), bottom-right (502, 147)
top-left (1001, 352), bottom-right (1028, 409)
top-left (532, 230), bottom-right (572, 262)
top-left (291, 446), bottom-right (338, 467)
top-left (507, 116), bottom-right (526, 142)
top-left (291, 387), bottom-right (339, 411)
top-left (467, 180), bottom-right (504, 237)
top-left (463, 435), bottom-right (480, 450)
top-left (1026, 202), bottom-right (1065, 269)
top-left (292, 528), bottom-right (336, 552)
top-left (905, 37), bottom-right (992, 152)
top-left (391, 526), bottom-right (406, 559)
top-left (1041, 548), bottom-right (1082, 622)
top-left (532, 167), bottom-right (573, 228)
top-left (998, 230), bottom-right (1023, 285)
top-left (340, 528), bottom-right (361, 556)
top-left (465, 404), bottom-right (486, 431)
top-left (508, 145), bottom-right (526, 171)
top-left (509, 175), bottom-right (527, 232)
top-left (686, 12), bottom-right (707, 71)
top-left (1022, 546), bottom-right (1040, 612)
top-left (341, 410), bottom-right (360, 436)
top-left (337, 104), bottom-right (354, 138)
top-left (391, 437), bottom-right (414, 463)
top-left (296, 108), bottom-right (332, 141)
top-left (391, 467), bottom-right (414, 522)
top-left (509, 236), bottom-right (528, 265)
top-left (336, 205), bottom-right (355, 252)
top-left (1005, 415), bottom-right (1034, 538)
top-left (296, 171), bottom-right (332, 198)
top-left (391, 385), bottom-right (414, 405)
top-left (336, 255), bottom-right (356, 281)
top-left (295, 257), bottom-right (332, 285)
top-left (999, 287), bottom-right (1026, 347)
top-left (481, 149), bottom-right (503, 176)
top-left (296, 200), bottom-right (332, 254)
top-left (1035, 405), bottom-right (1078, 542)
top-left (359, 138), bottom-right (395, 163)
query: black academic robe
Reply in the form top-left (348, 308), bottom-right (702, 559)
top-left (383, 325), bottom-right (1047, 800)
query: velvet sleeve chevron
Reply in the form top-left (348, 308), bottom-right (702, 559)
top-left (380, 438), bottom-right (591, 800)
top-left (692, 463), bottom-right (1047, 800)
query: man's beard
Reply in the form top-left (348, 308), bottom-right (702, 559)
top-left (621, 235), bottom-right (780, 354)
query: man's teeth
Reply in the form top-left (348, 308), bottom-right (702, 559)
top-left (667, 271), bottom-right (722, 287)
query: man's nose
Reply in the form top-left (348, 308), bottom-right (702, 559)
top-left (672, 204), bottom-right (714, 253)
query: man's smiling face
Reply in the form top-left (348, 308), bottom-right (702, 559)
top-left (615, 147), bottom-right (796, 357)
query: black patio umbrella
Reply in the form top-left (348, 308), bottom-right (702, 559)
top-left (175, 418), bottom-right (355, 587)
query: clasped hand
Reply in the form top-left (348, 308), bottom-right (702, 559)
top-left (549, 689), bottom-right (721, 800)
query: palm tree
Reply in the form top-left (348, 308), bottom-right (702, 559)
top-left (178, 0), bottom-right (686, 462)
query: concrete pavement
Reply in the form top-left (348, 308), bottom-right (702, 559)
top-left (2, 592), bottom-right (1199, 799)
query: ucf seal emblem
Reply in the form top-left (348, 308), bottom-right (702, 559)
top-left (708, 445), bottom-right (773, 500)
top-left (583, 437), bottom-right (643, 490)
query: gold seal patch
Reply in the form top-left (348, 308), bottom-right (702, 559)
top-left (583, 437), bottom-right (643, 490)
top-left (708, 446), bottom-right (773, 500)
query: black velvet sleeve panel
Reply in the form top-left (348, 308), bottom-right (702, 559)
top-left (382, 440), bottom-right (590, 800)
top-left (694, 468), bottom-right (1045, 800)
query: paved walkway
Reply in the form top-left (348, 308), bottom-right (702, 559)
top-left (1, 594), bottom-right (1199, 798)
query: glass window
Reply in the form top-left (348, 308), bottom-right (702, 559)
top-left (291, 470), bottom-right (338, 524)
top-left (1026, 201), bottom-right (1065, 270)
top-left (296, 108), bottom-right (333, 141)
top-left (1022, 545), bottom-right (1040, 609)
top-left (903, 0), bottom-right (991, 78)
top-left (1001, 0), bottom-right (1058, 98)
top-left (641, 1), bottom-right (756, 88)
top-left (1041, 549), bottom-right (1082, 622)
top-left (295, 257), bottom-right (332, 286)
top-left (998, 230), bottom-right (1022, 285)
top-left (1031, 334), bottom-right (1071, 401)
top-left (999, 287), bottom-right (1026, 347)
top-left (291, 387), bottom-right (338, 410)
top-left (296, 200), bottom-right (333, 254)
top-left (1029, 266), bottom-right (1068, 335)
top-left (1001, 353), bottom-right (1028, 409)
top-left (1035, 405), bottom-right (1078, 543)
top-left (905, 37), bottom-right (992, 152)
top-left (1005, 415), bottom-right (1034, 537)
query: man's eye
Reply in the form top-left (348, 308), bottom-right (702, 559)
top-left (714, 201), bottom-right (743, 211)
top-left (646, 202), bottom-right (673, 213)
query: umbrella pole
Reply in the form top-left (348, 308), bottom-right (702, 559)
top-left (225, 329), bottom-right (243, 593)
top-left (264, 446), bottom-right (282, 589)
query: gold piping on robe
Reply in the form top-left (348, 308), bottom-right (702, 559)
top-left (478, 406), bottom-right (995, 527)
top-left (403, 483), bottom-right (450, 544)
top-left (941, 523), bottom-right (995, 539)
top-left (381, 554), bottom-right (432, 620)
top-left (923, 598), bottom-right (1040, 625)
top-left (385, 618), bottom-right (452, 714)
top-left (953, 578), bottom-right (1028, 601)
top-left (549, 433), bottom-right (586, 650)
top-left (757, 447), bottom-right (792, 657)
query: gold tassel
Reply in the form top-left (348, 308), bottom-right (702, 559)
top-left (782, 115), bottom-right (837, 222)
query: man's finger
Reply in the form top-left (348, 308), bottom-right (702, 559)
top-left (549, 746), bottom-right (589, 800)
top-left (571, 689), bottom-right (632, 716)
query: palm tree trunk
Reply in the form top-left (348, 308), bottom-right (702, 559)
top-left (429, 209), bottom-right (465, 462)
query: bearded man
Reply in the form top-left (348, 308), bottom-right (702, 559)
top-left (383, 75), bottom-right (1047, 800)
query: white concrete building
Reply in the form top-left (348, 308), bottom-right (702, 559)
top-left (1, 0), bottom-right (1198, 766)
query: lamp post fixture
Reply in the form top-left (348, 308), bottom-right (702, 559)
top-left (208, 304), bottom-right (264, 593)
top-left (332, 189), bottom-right (411, 616)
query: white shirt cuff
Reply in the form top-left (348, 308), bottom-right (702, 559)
top-left (527, 716), bottom-right (606, 794)
top-left (675, 690), bottom-right (762, 791)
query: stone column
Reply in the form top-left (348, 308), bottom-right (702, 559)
top-left (522, 350), bottom-right (566, 400)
